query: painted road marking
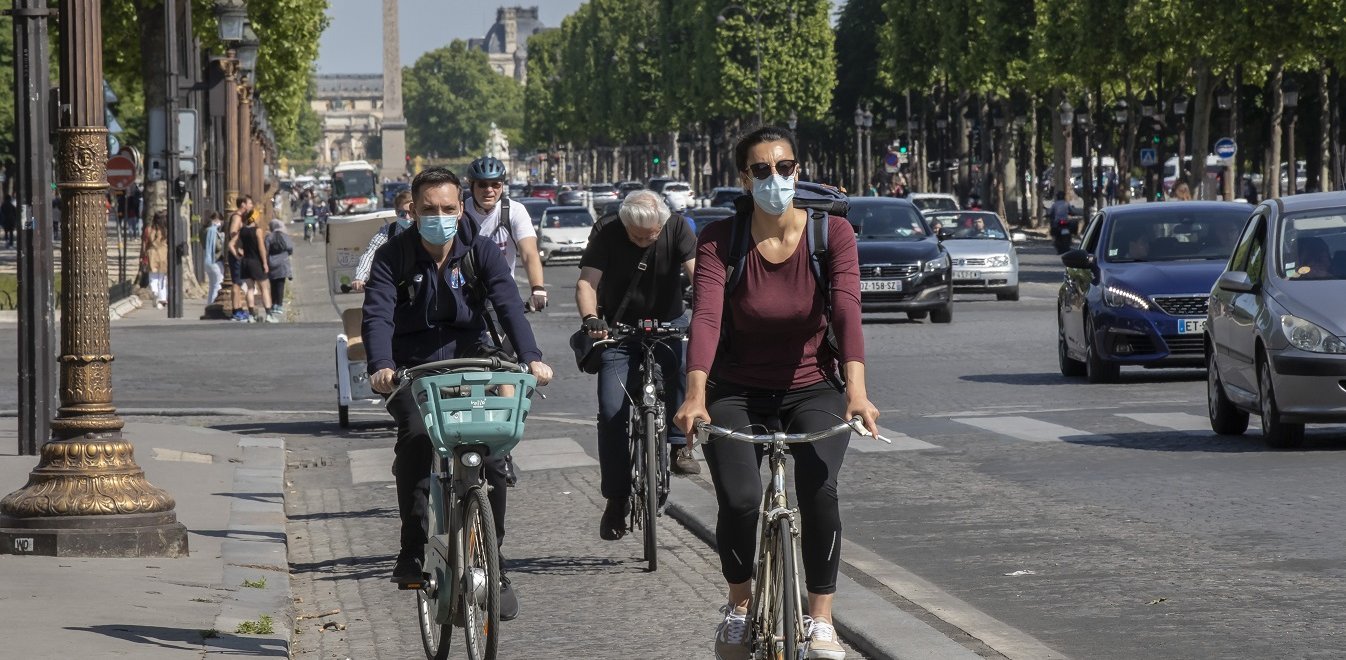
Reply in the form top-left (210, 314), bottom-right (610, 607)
top-left (512, 437), bottom-right (598, 471)
top-left (1117, 412), bottom-right (1211, 433)
top-left (952, 416), bottom-right (1094, 443)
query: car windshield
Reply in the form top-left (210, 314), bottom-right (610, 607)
top-left (912, 196), bottom-right (958, 212)
top-left (926, 212), bottom-right (1008, 240)
top-left (519, 200), bottom-right (551, 218)
top-left (543, 209), bottom-right (593, 228)
top-left (1281, 209), bottom-right (1346, 280)
top-left (1104, 208), bottom-right (1249, 263)
top-left (851, 203), bottom-right (929, 241)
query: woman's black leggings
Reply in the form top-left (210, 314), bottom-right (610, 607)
top-left (703, 379), bottom-right (849, 594)
top-left (270, 278), bottom-right (286, 307)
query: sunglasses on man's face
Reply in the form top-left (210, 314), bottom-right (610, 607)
top-left (745, 159), bottom-right (798, 180)
top-left (474, 181), bottom-right (504, 190)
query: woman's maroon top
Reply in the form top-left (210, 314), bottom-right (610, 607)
top-left (687, 214), bottom-right (864, 390)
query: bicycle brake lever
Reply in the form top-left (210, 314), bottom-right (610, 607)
top-left (847, 419), bottom-right (892, 444)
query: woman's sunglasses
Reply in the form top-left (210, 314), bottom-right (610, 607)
top-left (745, 159), bottom-right (798, 180)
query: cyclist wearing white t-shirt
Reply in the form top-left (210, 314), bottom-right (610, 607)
top-left (463, 157), bottom-right (548, 311)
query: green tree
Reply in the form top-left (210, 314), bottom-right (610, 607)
top-left (404, 40), bottom-right (524, 158)
top-left (523, 29), bottom-right (567, 148)
top-left (0, 20), bottom-right (15, 170)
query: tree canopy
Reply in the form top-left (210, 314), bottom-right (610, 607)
top-left (403, 40), bottom-right (524, 158)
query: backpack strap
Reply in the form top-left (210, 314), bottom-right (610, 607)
top-left (459, 242), bottom-right (504, 349)
top-left (805, 210), bottom-right (831, 308)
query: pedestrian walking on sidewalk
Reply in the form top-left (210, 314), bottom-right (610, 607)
top-left (143, 210), bottom-right (170, 309)
top-left (265, 218), bottom-right (293, 320)
top-left (238, 208), bottom-right (274, 322)
top-left (202, 211), bottom-right (225, 305)
top-left (1, 194), bottom-right (17, 248)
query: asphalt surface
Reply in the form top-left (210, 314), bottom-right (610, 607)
top-left (5, 230), bottom-right (1346, 659)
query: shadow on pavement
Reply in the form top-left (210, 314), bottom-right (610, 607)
top-left (65, 624), bottom-right (282, 654)
top-left (962, 369), bottom-right (1205, 386)
top-left (288, 506), bottom-right (396, 521)
top-left (1064, 430), bottom-right (1346, 453)
top-left (960, 372), bottom-right (1065, 386)
top-left (210, 491), bottom-right (283, 503)
top-left (292, 553), bottom-right (396, 583)
top-left (504, 555), bottom-right (626, 576)
top-left (211, 419), bottom-right (394, 439)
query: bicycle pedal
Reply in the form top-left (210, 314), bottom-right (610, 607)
top-left (397, 580), bottom-right (425, 590)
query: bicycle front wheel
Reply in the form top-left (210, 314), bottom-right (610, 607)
top-left (418, 472), bottom-right (452, 660)
top-left (642, 409), bottom-right (660, 571)
top-left (777, 516), bottom-right (804, 660)
top-left (459, 486), bottom-right (501, 660)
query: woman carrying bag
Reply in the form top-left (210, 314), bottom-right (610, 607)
top-left (265, 218), bottom-right (294, 321)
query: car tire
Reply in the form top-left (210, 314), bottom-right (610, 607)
top-left (1084, 317), bottom-right (1120, 384)
top-left (997, 288), bottom-right (1020, 302)
top-left (1207, 350), bottom-right (1248, 435)
top-left (930, 304), bottom-right (953, 324)
top-left (1259, 354), bottom-right (1304, 449)
top-left (1059, 312), bottom-right (1086, 378)
top-left (906, 311), bottom-right (928, 321)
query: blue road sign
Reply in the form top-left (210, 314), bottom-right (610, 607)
top-left (1215, 138), bottom-right (1237, 159)
top-left (1139, 148), bottom-right (1158, 168)
top-left (884, 152), bottom-right (900, 167)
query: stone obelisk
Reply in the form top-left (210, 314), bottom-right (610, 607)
top-left (380, 0), bottom-right (407, 180)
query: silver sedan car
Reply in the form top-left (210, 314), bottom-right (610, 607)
top-left (925, 211), bottom-right (1025, 301)
top-left (1206, 192), bottom-right (1346, 448)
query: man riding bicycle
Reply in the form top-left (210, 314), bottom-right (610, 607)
top-left (576, 190), bottom-right (700, 542)
top-left (362, 167), bottom-right (553, 622)
top-left (462, 156), bottom-right (549, 312)
top-left (349, 190), bottom-right (413, 292)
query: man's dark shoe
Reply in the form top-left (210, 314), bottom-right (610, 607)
top-left (599, 497), bottom-right (629, 541)
top-left (391, 550), bottom-right (424, 586)
top-left (671, 446), bottom-right (702, 476)
top-left (500, 574), bottom-right (519, 621)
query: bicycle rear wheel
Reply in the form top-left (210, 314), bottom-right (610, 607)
top-left (642, 409), bottom-right (660, 571)
top-left (417, 472), bottom-right (452, 660)
top-left (459, 486), bottom-right (501, 660)
top-left (752, 522), bottom-right (778, 659)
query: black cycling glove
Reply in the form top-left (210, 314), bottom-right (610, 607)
top-left (582, 315), bottom-right (608, 334)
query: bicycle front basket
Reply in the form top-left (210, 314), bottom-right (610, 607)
top-left (411, 371), bottom-right (537, 456)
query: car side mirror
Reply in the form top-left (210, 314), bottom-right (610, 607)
top-left (1216, 270), bottom-right (1257, 293)
top-left (1060, 248), bottom-right (1094, 269)
top-left (1011, 231), bottom-right (1028, 243)
top-left (937, 229), bottom-right (954, 241)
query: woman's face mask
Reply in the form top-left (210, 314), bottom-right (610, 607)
top-left (751, 171), bottom-right (796, 215)
top-left (395, 210), bottom-right (412, 229)
top-left (417, 214), bottom-right (458, 245)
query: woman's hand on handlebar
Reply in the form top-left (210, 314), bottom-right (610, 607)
top-left (371, 367), bottom-right (396, 395)
top-left (528, 361), bottom-right (553, 386)
top-left (674, 399), bottom-right (710, 438)
top-left (845, 394), bottom-right (880, 438)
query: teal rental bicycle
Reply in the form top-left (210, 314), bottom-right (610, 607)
top-left (387, 357), bottom-right (537, 660)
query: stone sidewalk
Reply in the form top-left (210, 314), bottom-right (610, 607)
top-left (0, 420), bottom-right (291, 658)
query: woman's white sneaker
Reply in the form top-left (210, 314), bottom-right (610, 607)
top-left (806, 618), bottom-right (846, 659)
top-left (714, 603), bottom-right (750, 660)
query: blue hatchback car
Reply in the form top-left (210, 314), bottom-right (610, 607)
top-left (1057, 202), bottom-right (1252, 382)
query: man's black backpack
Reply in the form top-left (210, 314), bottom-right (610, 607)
top-left (721, 182), bottom-right (850, 382)
top-left (389, 230), bottom-right (506, 352)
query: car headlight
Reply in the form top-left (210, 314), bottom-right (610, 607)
top-left (1280, 314), bottom-right (1346, 354)
top-left (986, 254), bottom-right (1010, 268)
top-left (1103, 285), bottom-right (1150, 310)
top-left (923, 254), bottom-right (949, 272)
top-left (540, 235), bottom-right (555, 245)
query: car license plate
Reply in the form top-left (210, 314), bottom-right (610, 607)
top-left (860, 280), bottom-right (902, 292)
top-left (1179, 318), bottom-right (1206, 335)
top-left (953, 270), bottom-right (981, 281)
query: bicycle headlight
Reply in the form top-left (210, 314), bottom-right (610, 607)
top-left (1280, 314), bottom-right (1346, 354)
top-left (923, 254), bottom-right (950, 272)
top-left (1103, 285), bottom-right (1150, 310)
top-left (461, 452), bottom-right (483, 467)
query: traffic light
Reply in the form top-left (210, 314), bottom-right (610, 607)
top-left (652, 153), bottom-right (661, 165)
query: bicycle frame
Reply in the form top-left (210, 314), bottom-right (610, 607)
top-left (423, 446), bottom-right (489, 626)
top-left (751, 439), bottom-right (807, 658)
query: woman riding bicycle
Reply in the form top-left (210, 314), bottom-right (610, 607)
top-left (675, 126), bottom-right (879, 660)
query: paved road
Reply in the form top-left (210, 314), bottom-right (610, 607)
top-left (5, 232), bottom-right (1346, 658)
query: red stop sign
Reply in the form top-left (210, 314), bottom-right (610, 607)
top-left (106, 154), bottom-right (136, 190)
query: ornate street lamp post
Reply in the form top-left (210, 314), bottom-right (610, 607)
top-left (1076, 99), bottom-right (1093, 218)
top-left (1056, 98), bottom-right (1074, 202)
top-left (1173, 91), bottom-right (1189, 190)
top-left (854, 105), bottom-right (864, 193)
top-left (1283, 77), bottom-right (1300, 195)
top-left (0, 0), bottom-right (187, 557)
top-left (1113, 99), bottom-right (1130, 203)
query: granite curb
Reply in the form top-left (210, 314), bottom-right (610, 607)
top-left (666, 480), bottom-right (981, 660)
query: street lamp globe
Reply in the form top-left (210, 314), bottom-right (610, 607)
top-left (1140, 91), bottom-right (1157, 118)
top-left (787, 110), bottom-right (798, 131)
top-left (237, 22), bottom-right (260, 74)
top-left (1215, 81), bottom-right (1233, 111)
top-left (1058, 99), bottom-right (1074, 127)
top-left (1173, 92), bottom-right (1189, 117)
top-left (991, 105), bottom-right (1005, 129)
top-left (907, 117), bottom-right (920, 133)
top-left (1282, 77), bottom-right (1300, 109)
top-left (862, 108), bottom-right (874, 129)
top-left (214, 0), bottom-right (247, 42)
top-left (1113, 99), bottom-right (1129, 124)
top-left (854, 105), bottom-right (865, 128)
top-left (1074, 100), bottom-right (1090, 128)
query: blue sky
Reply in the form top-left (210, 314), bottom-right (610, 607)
top-left (317, 0), bottom-right (587, 74)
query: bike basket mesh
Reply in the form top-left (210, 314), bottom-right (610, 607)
top-left (411, 371), bottom-right (537, 456)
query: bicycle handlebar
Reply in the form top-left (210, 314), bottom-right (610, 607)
top-left (591, 321), bottom-right (687, 350)
top-left (383, 357), bottom-right (528, 405)
top-left (691, 416), bottom-right (892, 449)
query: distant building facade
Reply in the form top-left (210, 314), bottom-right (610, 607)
top-left (468, 6), bottom-right (549, 84)
top-left (313, 74), bottom-right (384, 166)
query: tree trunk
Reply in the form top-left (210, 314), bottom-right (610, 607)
top-left (1190, 64), bottom-right (1214, 198)
top-left (136, 0), bottom-right (169, 221)
top-left (1029, 101), bottom-right (1040, 226)
top-left (1265, 61), bottom-right (1284, 199)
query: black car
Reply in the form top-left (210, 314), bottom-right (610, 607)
top-left (849, 197), bottom-right (953, 322)
top-left (512, 196), bottom-right (554, 229)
